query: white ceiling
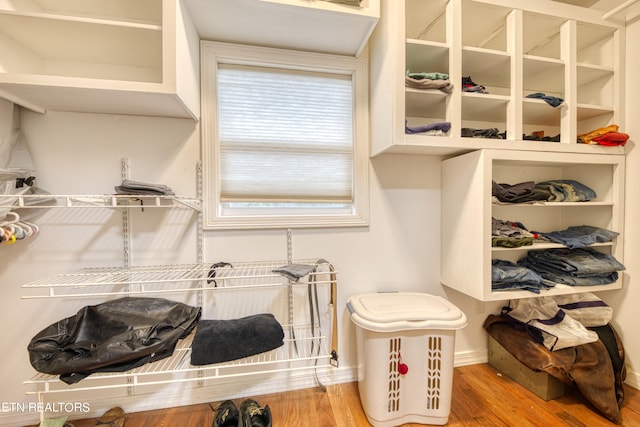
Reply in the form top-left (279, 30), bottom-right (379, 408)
top-left (553, 0), bottom-right (600, 7)
top-left (553, 0), bottom-right (640, 20)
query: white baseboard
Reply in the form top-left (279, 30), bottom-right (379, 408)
top-left (0, 349), bottom-right (488, 427)
top-left (455, 349), bottom-right (488, 367)
top-left (624, 368), bottom-right (640, 390)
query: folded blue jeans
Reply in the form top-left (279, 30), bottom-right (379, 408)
top-left (539, 225), bottom-right (619, 249)
top-left (534, 179), bottom-right (597, 202)
top-left (519, 247), bottom-right (624, 277)
top-left (492, 259), bottom-right (549, 293)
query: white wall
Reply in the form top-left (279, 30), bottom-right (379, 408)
top-left (0, 108), bottom-right (497, 426)
top-left (605, 13), bottom-right (640, 389)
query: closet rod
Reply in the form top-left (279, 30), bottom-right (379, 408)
top-left (603, 0), bottom-right (639, 20)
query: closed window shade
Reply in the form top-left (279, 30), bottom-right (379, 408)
top-left (217, 64), bottom-right (354, 203)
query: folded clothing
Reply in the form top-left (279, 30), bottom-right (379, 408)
top-left (405, 71), bottom-right (453, 93)
top-left (115, 179), bottom-right (175, 196)
top-left (272, 263), bottom-right (317, 281)
top-left (405, 121), bottom-right (451, 135)
top-left (537, 225), bottom-right (619, 249)
top-left (491, 259), bottom-right (549, 294)
top-left (461, 127), bottom-right (505, 139)
top-left (534, 179), bottom-right (596, 202)
top-left (492, 181), bottom-right (549, 203)
top-left (518, 247), bottom-right (625, 287)
top-left (191, 313), bottom-right (285, 365)
top-left (577, 124), bottom-right (619, 145)
top-left (592, 132), bottom-right (629, 147)
top-left (525, 92), bottom-right (564, 107)
top-left (492, 217), bottom-right (539, 248)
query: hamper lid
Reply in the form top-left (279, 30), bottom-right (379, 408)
top-left (347, 292), bottom-right (468, 332)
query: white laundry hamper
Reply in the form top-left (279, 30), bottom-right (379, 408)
top-left (347, 292), bottom-right (468, 427)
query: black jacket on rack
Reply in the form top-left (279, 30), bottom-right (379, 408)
top-left (28, 297), bottom-right (201, 384)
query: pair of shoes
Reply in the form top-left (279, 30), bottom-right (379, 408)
top-left (95, 407), bottom-right (125, 427)
top-left (212, 399), bottom-right (272, 427)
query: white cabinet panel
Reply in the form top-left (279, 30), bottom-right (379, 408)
top-left (0, 0), bottom-right (200, 119)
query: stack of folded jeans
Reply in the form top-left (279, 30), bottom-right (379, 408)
top-left (491, 259), bottom-right (550, 294)
top-left (518, 247), bottom-right (625, 286)
top-left (537, 225), bottom-right (619, 249)
top-left (534, 179), bottom-right (596, 202)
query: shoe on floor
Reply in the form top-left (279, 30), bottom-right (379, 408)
top-left (212, 400), bottom-right (239, 427)
top-left (95, 407), bottom-right (125, 427)
top-left (239, 399), bottom-right (272, 427)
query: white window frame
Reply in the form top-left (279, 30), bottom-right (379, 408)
top-left (201, 40), bottom-right (369, 230)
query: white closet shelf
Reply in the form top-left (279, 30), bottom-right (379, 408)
top-left (21, 259), bottom-right (337, 299)
top-left (480, 282), bottom-right (622, 302)
top-left (493, 201), bottom-right (615, 207)
top-left (577, 104), bottom-right (614, 121)
top-left (25, 324), bottom-right (332, 394)
top-left (405, 88), bottom-right (448, 118)
top-left (523, 98), bottom-right (562, 126)
top-left (492, 241), bottom-right (613, 253)
top-left (405, 40), bottom-right (449, 72)
top-left (1, 194), bottom-right (201, 211)
top-left (374, 135), bottom-right (626, 157)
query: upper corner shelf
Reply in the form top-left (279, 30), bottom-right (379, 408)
top-left (183, 0), bottom-right (380, 57)
top-left (0, 0), bottom-right (200, 119)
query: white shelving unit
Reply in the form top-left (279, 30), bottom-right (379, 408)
top-left (0, 0), bottom-right (200, 119)
top-left (370, 0), bottom-right (626, 157)
top-left (441, 149), bottom-right (625, 301)
top-left (10, 200), bottom-right (337, 401)
top-left (8, 163), bottom-right (338, 402)
top-left (22, 260), bottom-right (339, 396)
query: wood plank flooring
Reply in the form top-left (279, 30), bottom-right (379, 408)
top-left (32, 363), bottom-right (640, 426)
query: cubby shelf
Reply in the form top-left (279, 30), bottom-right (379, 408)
top-left (370, 0), bottom-right (626, 157)
top-left (441, 149), bottom-right (625, 301)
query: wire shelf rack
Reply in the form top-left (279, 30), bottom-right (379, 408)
top-left (0, 194), bottom-right (202, 211)
top-left (24, 259), bottom-right (339, 399)
top-left (25, 325), bottom-right (330, 394)
top-left (21, 259), bottom-right (337, 299)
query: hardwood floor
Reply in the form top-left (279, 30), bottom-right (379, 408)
top-left (36, 363), bottom-right (640, 427)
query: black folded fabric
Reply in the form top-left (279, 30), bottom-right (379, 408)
top-left (190, 314), bottom-right (285, 365)
top-left (28, 297), bottom-right (201, 384)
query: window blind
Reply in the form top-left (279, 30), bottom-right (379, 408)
top-left (217, 64), bottom-right (354, 203)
